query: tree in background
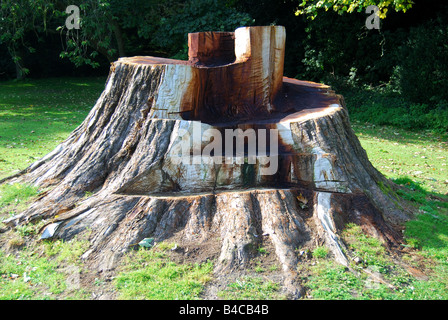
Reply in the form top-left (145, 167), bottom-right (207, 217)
top-left (146, 0), bottom-right (253, 59)
top-left (296, 0), bottom-right (414, 19)
top-left (396, 17), bottom-right (448, 104)
top-left (0, 0), bottom-right (253, 77)
top-left (56, 0), bottom-right (253, 67)
top-left (56, 0), bottom-right (137, 68)
top-left (294, 0), bottom-right (415, 85)
top-left (0, 0), bottom-right (56, 79)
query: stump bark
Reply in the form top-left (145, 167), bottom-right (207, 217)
top-left (1, 26), bottom-right (411, 298)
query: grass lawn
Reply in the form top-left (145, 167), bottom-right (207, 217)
top-left (351, 121), bottom-right (448, 194)
top-left (0, 77), bottom-right (107, 180)
top-left (0, 77), bottom-right (447, 300)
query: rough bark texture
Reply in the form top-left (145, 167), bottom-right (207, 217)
top-left (1, 26), bottom-right (411, 298)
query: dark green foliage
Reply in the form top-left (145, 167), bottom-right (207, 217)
top-left (149, 0), bottom-right (253, 59)
top-left (231, 0), bottom-right (307, 77)
top-left (0, 0), bottom-right (57, 79)
top-left (0, 0), bottom-right (254, 78)
top-left (342, 87), bottom-right (448, 133)
top-left (396, 20), bottom-right (448, 104)
top-left (64, 0), bottom-right (252, 63)
top-left (296, 0), bottom-right (448, 132)
top-left (300, 12), bottom-right (389, 84)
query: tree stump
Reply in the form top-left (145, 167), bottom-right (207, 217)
top-left (2, 26), bottom-right (411, 298)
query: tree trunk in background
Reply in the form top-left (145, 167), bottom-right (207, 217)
top-left (1, 26), bottom-right (412, 298)
top-left (15, 62), bottom-right (24, 80)
top-left (9, 49), bottom-right (25, 80)
top-left (111, 20), bottom-right (126, 58)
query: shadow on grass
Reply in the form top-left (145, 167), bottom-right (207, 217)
top-left (393, 177), bottom-right (448, 257)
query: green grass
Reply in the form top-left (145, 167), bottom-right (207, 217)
top-left (342, 223), bottom-right (390, 271)
top-left (114, 245), bottom-right (214, 300)
top-left (305, 231), bottom-right (448, 300)
top-left (257, 247), bottom-right (268, 255)
top-left (394, 179), bottom-right (448, 261)
top-left (0, 77), bottom-right (106, 180)
top-left (0, 237), bottom-right (91, 300)
top-left (0, 183), bottom-right (41, 226)
top-left (44, 236), bottom-right (91, 265)
top-left (0, 183), bottom-right (40, 208)
top-left (217, 276), bottom-right (285, 300)
top-left (312, 246), bottom-right (329, 259)
top-left (0, 249), bottom-right (67, 300)
top-left (342, 83), bottom-right (447, 193)
top-left (305, 261), bottom-right (369, 300)
top-left (352, 123), bottom-right (448, 194)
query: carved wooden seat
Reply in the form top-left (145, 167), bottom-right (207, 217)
top-left (119, 26), bottom-right (338, 124)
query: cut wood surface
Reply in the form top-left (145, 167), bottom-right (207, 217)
top-left (1, 26), bottom-right (412, 299)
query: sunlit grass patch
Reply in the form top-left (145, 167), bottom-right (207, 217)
top-left (0, 183), bottom-right (40, 208)
top-left (0, 237), bottom-right (91, 300)
top-left (0, 77), bottom-right (106, 180)
top-left (353, 123), bottom-right (448, 194)
top-left (342, 223), bottom-right (390, 270)
top-left (312, 246), bottom-right (329, 259)
top-left (0, 249), bottom-right (66, 299)
top-left (305, 210), bottom-right (448, 300)
top-left (0, 183), bottom-right (41, 224)
top-left (217, 276), bottom-right (285, 300)
top-left (114, 245), bottom-right (213, 300)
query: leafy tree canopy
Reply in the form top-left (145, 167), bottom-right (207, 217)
top-left (0, 0), bottom-right (57, 77)
top-left (0, 0), bottom-right (253, 77)
top-left (296, 0), bottom-right (414, 19)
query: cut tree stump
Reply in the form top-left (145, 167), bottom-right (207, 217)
top-left (1, 26), bottom-right (412, 298)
